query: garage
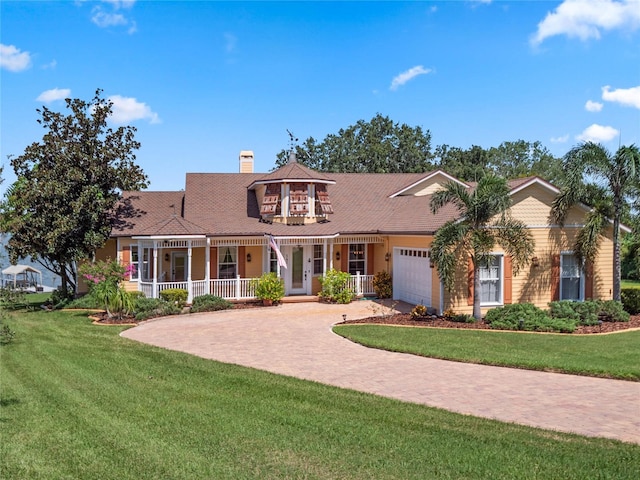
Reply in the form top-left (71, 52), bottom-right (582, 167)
top-left (392, 247), bottom-right (432, 306)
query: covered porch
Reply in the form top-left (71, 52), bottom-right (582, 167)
top-left (122, 234), bottom-right (381, 303)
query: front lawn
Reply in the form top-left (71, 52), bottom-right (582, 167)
top-left (1, 309), bottom-right (638, 479)
top-left (333, 324), bottom-right (640, 380)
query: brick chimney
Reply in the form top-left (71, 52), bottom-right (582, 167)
top-left (239, 150), bottom-right (254, 173)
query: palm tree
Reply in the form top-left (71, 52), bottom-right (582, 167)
top-left (551, 143), bottom-right (640, 302)
top-left (430, 174), bottom-right (535, 320)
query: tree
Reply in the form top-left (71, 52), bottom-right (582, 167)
top-left (1, 89), bottom-right (148, 295)
top-left (275, 114), bottom-right (434, 173)
top-left (430, 175), bottom-right (535, 320)
top-left (487, 140), bottom-right (565, 185)
top-left (551, 143), bottom-right (640, 301)
top-left (435, 140), bottom-right (564, 184)
top-left (434, 144), bottom-right (489, 182)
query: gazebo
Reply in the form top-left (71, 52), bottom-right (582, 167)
top-left (2, 265), bottom-right (43, 291)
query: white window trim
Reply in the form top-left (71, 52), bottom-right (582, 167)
top-left (218, 246), bottom-right (238, 279)
top-left (479, 254), bottom-right (504, 307)
top-left (560, 251), bottom-right (584, 301)
top-left (348, 243), bottom-right (366, 276)
top-left (129, 245), bottom-right (139, 281)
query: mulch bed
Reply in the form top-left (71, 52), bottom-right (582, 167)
top-left (339, 313), bottom-right (640, 334)
top-left (90, 302), bottom-right (640, 334)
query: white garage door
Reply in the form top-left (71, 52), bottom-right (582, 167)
top-left (393, 247), bottom-right (431, 306)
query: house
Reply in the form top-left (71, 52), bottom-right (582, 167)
top-left (94, 150), bottom-right (617, 315)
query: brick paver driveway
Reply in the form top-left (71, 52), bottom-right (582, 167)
top-left (121, 300), bottom-right (640, 444)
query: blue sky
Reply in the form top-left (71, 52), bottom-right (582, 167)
top-left (1, 0), bottom-right (639, 191)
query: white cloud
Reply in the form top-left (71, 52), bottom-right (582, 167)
top-left (42, 59), bottom-right (57, 70)
top-left (551, 134), bottom-right (570, 143)
top-left (36, 88), bottom-right (71, 103)
top-left (108, 95), bottom-right (160, 124)
top-left (0, 43), bottom-right (32, 72)
top-left (390, 65), bottom-right (432, 91)
top-left (602, 85), bottom-right (640, 109)
top-left (91, 1), bottom-right (136, 32)
top-left (531, 0), bottom-right (640, 46)
top-left (585, 100), bottom-right (604, 112)
top-left (224, 33), bottom-right (237, 53)
top-left (92, 9), bottom-right (127, 27)
top-left (576, 123), bottom-right (620, 142)
top-left (102, 0), bottom-right (136, 9)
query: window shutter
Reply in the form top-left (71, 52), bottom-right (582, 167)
top-left (289, 183), bottom-right (309, 214)
top-left (551, 254), bottom-right (560, 301)
top-left (238, 246), bottom-right (246, 278)
top-left (367, 244), bottom-right (374, 275)
top-left (315, 184), bottom-right (334, 214)
top-left (341, 244), bottom-right (348, 272)
top-left (585, 261), bottom-right (594, 299)
top-left (504, 256), bottom-right (513, 304)
top-left (122, 245), bottom-right (130, 265)
top-left (260, 184), bottom-right (281, 215)
top-left (467, 257), bottom-right (474, 306)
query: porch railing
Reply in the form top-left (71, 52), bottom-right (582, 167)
top-left (139, 273), bottom-right (374, 301)
top-left (346, 273), bottom-right (375, 296)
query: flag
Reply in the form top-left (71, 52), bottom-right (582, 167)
top-left (269, 235), bottom-right (287, 269)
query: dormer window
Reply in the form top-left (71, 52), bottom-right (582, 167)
top-left (289, 183), bottom-right (309, 215)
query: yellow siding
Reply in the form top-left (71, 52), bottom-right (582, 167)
top-left (442, 226), bottom-right (614, 315)
top-left (245, 246), bottom-right (264, 278)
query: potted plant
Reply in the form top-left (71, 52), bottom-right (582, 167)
top-left (254, 272), bottom-right (285, 306)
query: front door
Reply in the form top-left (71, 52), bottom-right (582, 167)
top-left (172, 252), bottom-right (187, 282)
top-left (288, 246), bottom-right (308, 295)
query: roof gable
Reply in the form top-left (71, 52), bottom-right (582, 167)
top-left (389, 170), bottom-right (469, 197)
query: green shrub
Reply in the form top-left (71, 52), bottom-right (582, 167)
top-left (66, 292), bottom-right (102, 309)
top-left (0, 312), bottom-right (15, 345)
top-left (372, 271), bottom-right (392, 299)
top-left (318, 269), bottom-right (355, 304)
top-left (548, 301), bottom-right (581, 323)
top-left (573, 301), bottom-right (600, 326)
top-left (159, 288), bottom-right (188, 307)
top-left (191, 295), bottom-right (233, 313)
top-left (599, 300), bottom-right (630, 322)
top-left (254, 272), bottom-right (285, 303)
top-left (621, 288), bottom-right (640, 314)
top-left (485, 303), bottom-right (567, 331)
top-left (133, 297), bottom-right (181, 321)
top-left (0, 287), bottom-right (27, 308)
top-left (450, 313), bottom-right (476, 323)
top-left (50, 287), bottom-right (74, 309)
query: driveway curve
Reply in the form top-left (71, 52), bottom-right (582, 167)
top-left (121, 300), bottom-right (640, 444)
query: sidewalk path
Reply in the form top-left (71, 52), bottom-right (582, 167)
top-left (121, 300), bottom-right (640, 444)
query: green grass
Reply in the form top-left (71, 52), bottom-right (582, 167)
top-left (622, 279), bottom-right (640, 289)
top-left (1, 310), bottom-right (639, 479)
top-left (333, 325), bottom-right (640, 381)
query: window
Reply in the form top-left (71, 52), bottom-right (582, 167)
top-left (130, 246), bottom-right (139, 280)
top-left (268, 247), bottom-right (278, 273)
top-left (141, 248), bottom-right (151, 281)
top-left (313, 245), bottom-right (323, 275)
top-left (561, 253), bottom-right (583, 301)
top-left (218, 246), bottom-right (237, 279)
top-left (479, 255), bottom-right (502, 305)
top-left (348, 243), bottom-right (365, 275)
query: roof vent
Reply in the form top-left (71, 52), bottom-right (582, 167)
top-left (239, 150), bottom-right (254, 173)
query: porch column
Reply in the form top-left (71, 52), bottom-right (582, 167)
top-left (152, 241), bottom-right (158, 299)
top-left (323, 239), bottom-right (327, 275)
top-left (205, 238), bottom-right (211, 294)
top-left (187, 240), bottom-right (193, 303)
top-left (329, 242), bottom-right (334, 270)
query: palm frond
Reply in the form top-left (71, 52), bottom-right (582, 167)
top-left (574, 207), bottom-right (606, 266)
top-left (493, 216), bottom-right (535, 275)
top-left (431, 220), bottom-right (470, 291)
top-left (430, 181), bottom-right (470, 215)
